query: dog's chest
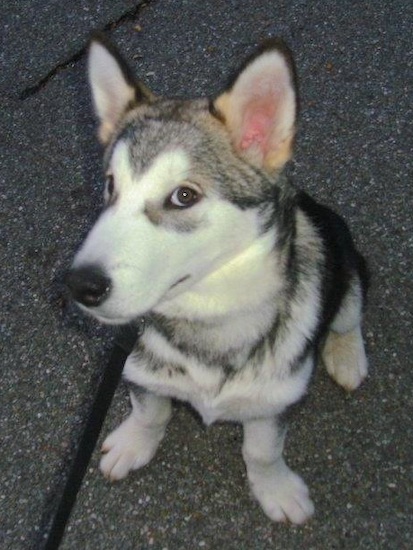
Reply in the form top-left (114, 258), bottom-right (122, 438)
top-left (123, 330), bottom-right (311, 424)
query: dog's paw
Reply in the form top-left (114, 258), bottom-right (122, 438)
top-left (100, 415), bottom-right (163, 481)
top-left (248, 463), bottom-right (314, 524)
top-left (323, 326), bottom-right (368, 391)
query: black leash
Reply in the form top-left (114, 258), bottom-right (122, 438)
top-left (43, 320), bottom-right (144, 550)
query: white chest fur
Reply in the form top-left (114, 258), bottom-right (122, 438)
top-left (123, 329), bottom-right (312, 425)
top-left (122, 218), bottom-right (318, 424)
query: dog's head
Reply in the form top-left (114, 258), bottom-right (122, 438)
top-left (66, 34), bottom-right (298, 325)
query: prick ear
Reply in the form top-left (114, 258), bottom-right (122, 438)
top-left (212, 39), bottom-right (298, 172)
top-left (88, 33), bottom-right (154, 144)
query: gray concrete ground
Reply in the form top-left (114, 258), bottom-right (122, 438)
top-left (1, 1), bottom-right (412, 549)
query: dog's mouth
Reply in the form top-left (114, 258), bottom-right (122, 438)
top-left (169, 274), bottom-right (191, 290)
top-left (77, 305), bottom-right (132, 326)
top-left (163, 274), bottom-right (192, 301)
top-left (81, 274), bottom-right (192, 325)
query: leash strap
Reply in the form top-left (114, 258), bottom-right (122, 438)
top-left (43, 320), bottom-right (145, 549)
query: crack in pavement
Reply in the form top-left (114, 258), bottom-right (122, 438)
top-left (19, 0), bottom-right (152, 100)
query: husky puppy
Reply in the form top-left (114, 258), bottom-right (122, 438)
top-left (66, 34), bottom-right (369, 524)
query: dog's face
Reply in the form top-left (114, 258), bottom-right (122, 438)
top-left (66, 35), bottom-right (297, 325)
top-left (71, 121), bottom-right (267, 324)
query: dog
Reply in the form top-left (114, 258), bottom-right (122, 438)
top-left (66, 33), bottom-right (369, 524)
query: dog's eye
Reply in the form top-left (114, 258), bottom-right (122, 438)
top-left (166, 186), bottom-right (201, 209)
top-left (105, 175), bottom-right (115, 197)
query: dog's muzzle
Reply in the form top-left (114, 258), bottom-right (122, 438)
top-left (65, 265), bottom-right (111, 308)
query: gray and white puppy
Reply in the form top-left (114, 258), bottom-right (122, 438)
top-left (66, 35), bottom-right (369, 524)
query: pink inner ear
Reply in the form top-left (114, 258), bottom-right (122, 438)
top-left (239, 101), bottom-right (277, 152)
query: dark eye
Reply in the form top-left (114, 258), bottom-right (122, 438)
top-left (166, 186), bottom-right (201, 209)
top-left (106, 174), bottom-right (115, 197)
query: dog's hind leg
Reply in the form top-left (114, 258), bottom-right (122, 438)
top-left (100, 388), bottom-right (171, 481)
top-left (322, 279), bottom-right (368, 391)
top-left (322, 325), bottom-right (367, 390)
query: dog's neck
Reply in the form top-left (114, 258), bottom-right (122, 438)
top-left (154, 229), bottom-right (284, 324)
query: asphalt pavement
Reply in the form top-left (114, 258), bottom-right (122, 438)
top-left (1, 1), bottom-right (412, 549)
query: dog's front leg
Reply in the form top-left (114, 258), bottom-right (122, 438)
top-left (242, 416), bottom-right (314, 524)
top-left (100, 387), bottom-right (171, 481)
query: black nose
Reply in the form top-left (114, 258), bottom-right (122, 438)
top-left (65, 265), bottom-right (111, 307)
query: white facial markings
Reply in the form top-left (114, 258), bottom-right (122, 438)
top-left (139, 148), bottom-right (192, 205)
top-left (73, 141), bottom-right (275, 323)
top-left (109, 141), bottom-right (136, 202)
top-left (73, 145), bottom-right (212, 320)
top-left (108, 143), bottom-right (192, 214)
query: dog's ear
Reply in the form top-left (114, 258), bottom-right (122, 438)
top-left (88, 33), bottom-right (154, 144)
top-left (212, 39), bottom-right (298, 172)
